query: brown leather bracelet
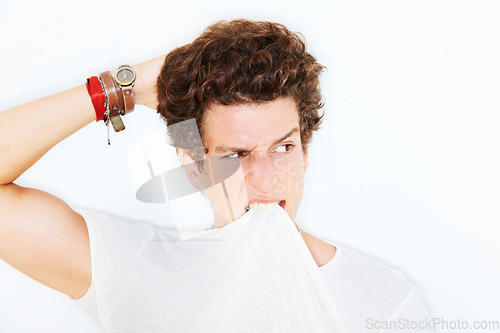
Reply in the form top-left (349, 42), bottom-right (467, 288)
top-left (100, 71), bottom-right (126, 132)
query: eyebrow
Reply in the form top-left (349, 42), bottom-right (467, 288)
top-left (213, 127), bottom-right (300, 154)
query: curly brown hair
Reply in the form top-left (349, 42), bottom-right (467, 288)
top-left (157, 19), bottom-right (325, 158)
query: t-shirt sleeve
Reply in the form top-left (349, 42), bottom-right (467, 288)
top-left (72, 210), bottom-right (156, 324)
top-left (319, 246), bottom-right (434, 332)
top-left (382, 286), bottom-right (435, 332)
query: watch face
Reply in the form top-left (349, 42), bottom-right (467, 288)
top-left (115, 67), bottom-right (136, 86)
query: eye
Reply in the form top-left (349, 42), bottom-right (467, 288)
top-left (273, 144), bottom-right (294, 153)
top-left (224, 151), bottom-right (248, 159)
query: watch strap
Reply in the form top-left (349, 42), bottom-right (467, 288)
top-left (122, 85), bottom-right (135, 114)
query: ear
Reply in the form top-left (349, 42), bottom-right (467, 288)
top-left (177, 148), bottom-right (208, 190)
top-left (177, 148), bottom-right (201, 181)
top-left (176, 148), bottom-right (196, 166)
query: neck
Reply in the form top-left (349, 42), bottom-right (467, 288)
top-left (297, 226), bottom-right (337, 267)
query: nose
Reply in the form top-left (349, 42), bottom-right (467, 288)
top-left (247, 153), bottom-right (278, 193)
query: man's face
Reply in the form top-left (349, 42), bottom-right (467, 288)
top-left (202, 97), bottom-right (308, 228)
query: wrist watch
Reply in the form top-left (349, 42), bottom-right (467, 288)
top-left (114, 65), bottom-right (136, 114)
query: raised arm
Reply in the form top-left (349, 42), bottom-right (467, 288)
top-left (0, 55), bottom-right (165, 299)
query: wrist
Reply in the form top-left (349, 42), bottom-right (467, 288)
top-left (128, 55), bottom-right (165, 110)
top-left (128, 63), bottom-right (149, 106)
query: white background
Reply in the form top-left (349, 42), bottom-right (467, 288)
top-left (1, 0), bottom-right (499, 332)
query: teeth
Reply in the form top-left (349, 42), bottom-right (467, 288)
top-left (248, 202), bottom-right (279, 210)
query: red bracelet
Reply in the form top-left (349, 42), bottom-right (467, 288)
top-left (86, 76), bottom-right (107, 121)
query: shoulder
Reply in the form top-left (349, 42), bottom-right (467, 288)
top-left (320, 245), bottom-right (412, 291)
top-left (319, 245), bottom-right (431, 331)
top-left (75, 209), bottom-right (180, 264)
top-left (77, 209), bottom-right (156, 234)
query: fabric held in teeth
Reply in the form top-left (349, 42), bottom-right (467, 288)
top-left (99, 206), bottom-right (347, 332)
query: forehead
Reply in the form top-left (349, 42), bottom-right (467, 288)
top-left (202, 98), bottom-right (300, 149)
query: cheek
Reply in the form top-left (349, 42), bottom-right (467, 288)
top-left (224, 167), bottom-right (248, 197)
top-left (277, 152), bottom-right (306, 177)
top-left (276, 159), bottom-right (306, 194)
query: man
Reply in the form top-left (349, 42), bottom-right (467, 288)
top-left (0, 20), bottom-right (431, 332)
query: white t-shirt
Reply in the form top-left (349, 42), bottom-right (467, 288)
top-left (74, 210), bottom-right (432, 332)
